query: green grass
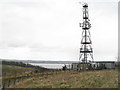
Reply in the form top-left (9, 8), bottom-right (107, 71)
top-left (2, 65), bottom-right (35, 79)
top-left (10, 70), bottom-right (118, 88)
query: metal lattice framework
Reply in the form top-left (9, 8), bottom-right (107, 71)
top-left (79, 3), bottom-right (94, 66)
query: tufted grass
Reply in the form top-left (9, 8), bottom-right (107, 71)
top-left (10, 69), bottom-right (118, 88)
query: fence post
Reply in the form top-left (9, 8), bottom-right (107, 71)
top-left (8, 79), bottom-right (10, 87)
top-left (20, 77), bottom-right (25, 82)
top-left (20, 77), bottom-right (22, 82)
top-left (2, 82), bottom-right (5, 89)
top-left (11, 79), bottom-right (14, 86)
top-left (18, 78), bottom-right (20, 82)
top-left (14, 79), bottom-right (16, 85)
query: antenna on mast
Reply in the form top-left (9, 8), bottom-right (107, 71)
top-left (79, 2), bottom-right (88, 6)
top-left (79, 2), bottom-right (94, 71)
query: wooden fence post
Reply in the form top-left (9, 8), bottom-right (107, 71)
top-left (14, 79), bottom-right (16, 85)
top-left (8, 79), bottom-right (10, 87)
top-left (2, 82), bottom-right (5, 89)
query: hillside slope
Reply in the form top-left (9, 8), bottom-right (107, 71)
top-left (10, 70), bottom-right (118, 88)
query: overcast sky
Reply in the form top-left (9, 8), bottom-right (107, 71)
top-left (0, 0), bottom-right (118, 61)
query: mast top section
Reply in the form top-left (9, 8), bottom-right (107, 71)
top-left (79, 2), bottom-right (88, 7)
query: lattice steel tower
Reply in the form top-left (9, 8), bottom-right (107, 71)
top-left (79, 3), bottom-right (94, 65)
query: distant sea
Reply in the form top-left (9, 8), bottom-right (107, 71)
top-left (29, 63), bottom-right (72, 69)
top-left (1, 59), bottom-right (78, 69)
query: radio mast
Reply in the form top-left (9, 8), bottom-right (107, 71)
top-left (79, 3), bottom-right (94, 70)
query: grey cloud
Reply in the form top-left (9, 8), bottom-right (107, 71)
top-left (29, 43), bottom-right (77, 54)
top-left (15, 2), bottom-right (48, 8)
top-left (0, 41), bottom-right (27, 48)
top-left (7, 42), bottom-right (26, 48)
top-left (1, 0), bottom-right (50, 8)
top-left (29, 43), bottom-right (60, 52)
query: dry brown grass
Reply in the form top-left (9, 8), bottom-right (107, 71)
top-left (2, 65), bottom-right (35, 79)
top-left (10, 69), bottom-right (118, 88)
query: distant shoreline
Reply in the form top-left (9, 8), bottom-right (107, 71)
top-left (0, 59), bottom-right (79, 64)
top-left (0, 58), bottom-right (117, 64)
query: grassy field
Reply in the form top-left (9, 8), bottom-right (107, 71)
top-left (2, 61), bottom-right (118, 88)
top-left (2, 64), bottom-right (50, 88)
top-left (9, 70), bottom-right (118, 88)
top-left (2, 65), bottom-right (35, 79)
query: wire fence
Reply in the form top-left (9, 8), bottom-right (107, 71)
top-left (1, 69), bottom-right (63, 89)
top-left (2, 76), bottom-right (30, 89)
